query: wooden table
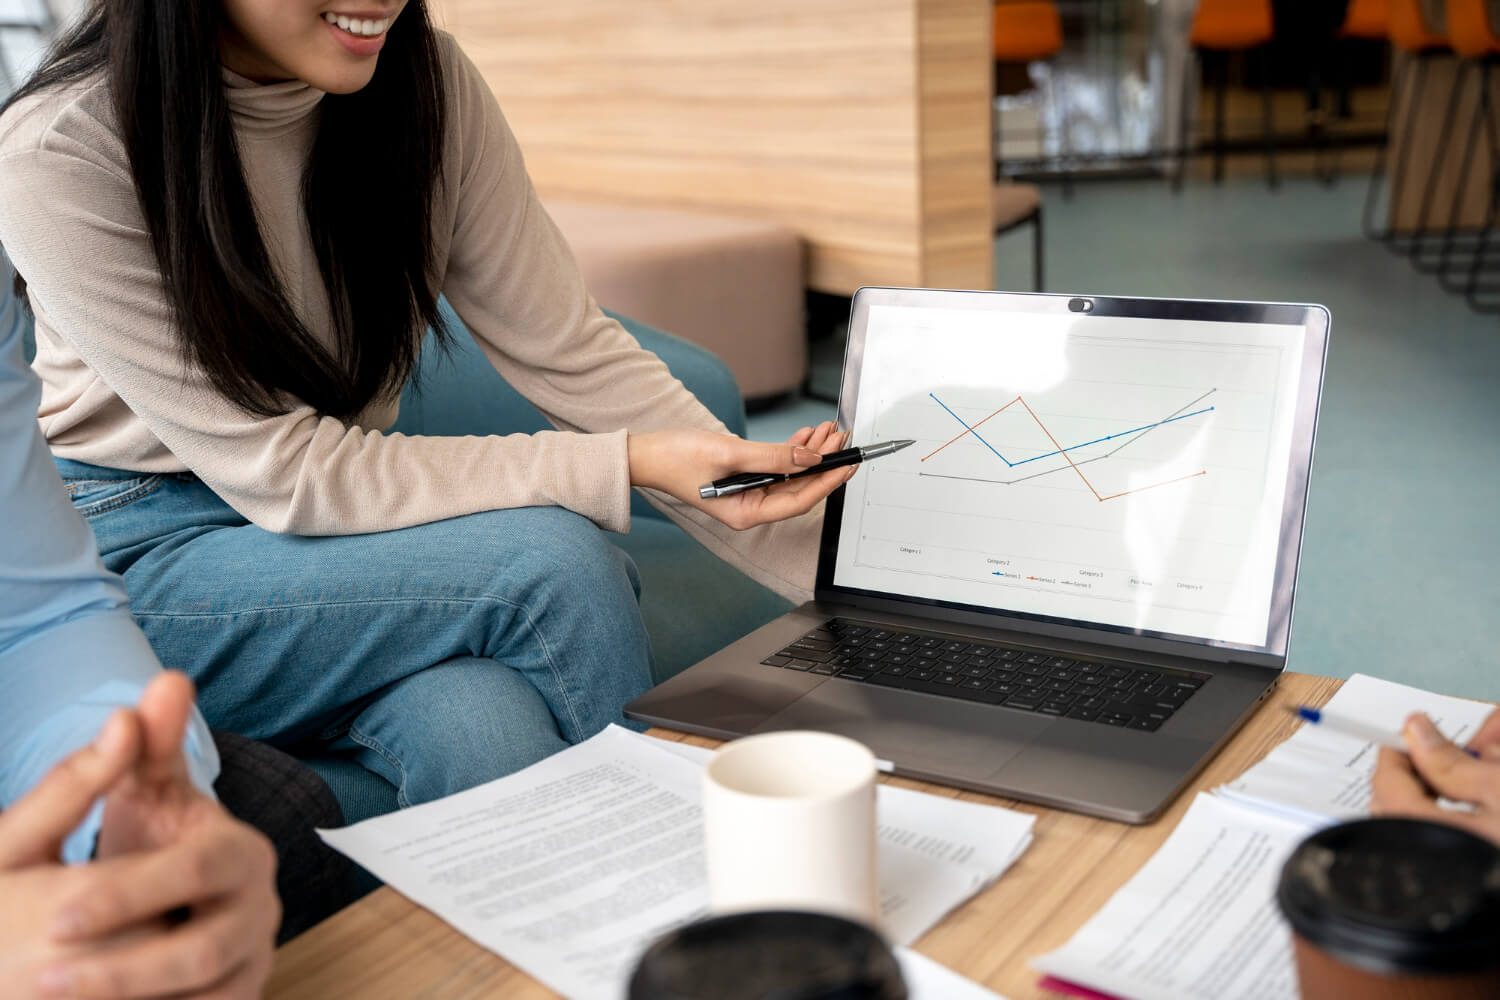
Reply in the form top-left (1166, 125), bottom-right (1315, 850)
top-left (268, 672), bottom-right (1343, 1000)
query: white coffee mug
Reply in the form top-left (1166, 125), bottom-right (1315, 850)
top-left (701, 730), bottom-right (880, 927)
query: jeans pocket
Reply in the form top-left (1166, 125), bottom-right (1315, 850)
top-left (62, 475), bottom-right (165, 517)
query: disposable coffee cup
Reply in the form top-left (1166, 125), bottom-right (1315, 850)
top-left (627, 910), bottom-right (906, 1000)
top-left (1276, 818), bottom-right (1500, 999)
top-left (702, 730), bottom-right (879, 926)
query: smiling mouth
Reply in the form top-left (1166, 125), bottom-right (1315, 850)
top-left (322, 11), bottom-right (393, 37)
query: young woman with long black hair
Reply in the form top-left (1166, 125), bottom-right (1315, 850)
top-left (0, 0), bottom-right (844, 807)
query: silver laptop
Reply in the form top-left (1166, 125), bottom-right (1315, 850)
top-left (627, 287), bottom-right (1330, 823)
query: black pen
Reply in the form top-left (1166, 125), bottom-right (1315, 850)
top-left (698, 439), bottom-right (915, 499)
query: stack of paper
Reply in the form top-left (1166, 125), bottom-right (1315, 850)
top-left (320, 725), bottom-right (1031, 1000)
top-left (1032, 674), bottom-right (1495, 1000)
top-left (1033, 793), bottom-right (1305, 1000)
top-left (1216, 673), bottom-right (1493, 826)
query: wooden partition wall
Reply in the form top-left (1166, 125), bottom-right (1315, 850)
top-left (430, 0), bottom-right (994, 295)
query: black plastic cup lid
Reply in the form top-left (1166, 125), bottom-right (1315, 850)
top-left (627, 910), bottom-right (907, 1000)
top-left (1276, 818), bottom-right (1500, 976)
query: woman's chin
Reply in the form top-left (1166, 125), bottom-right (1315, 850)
top-left (300, 58), bottom-right (381, 95)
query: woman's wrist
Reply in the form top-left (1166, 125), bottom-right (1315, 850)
top-left (626, 431), bottom-right (667, 492)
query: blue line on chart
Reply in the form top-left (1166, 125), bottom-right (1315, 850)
top-left (927, 392), bottom-right (1215, 469)
top-left (928, 394), bottom-right (1009, 463)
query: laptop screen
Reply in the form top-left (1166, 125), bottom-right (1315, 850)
top-left (822, 289), bottom-right (1329, 659)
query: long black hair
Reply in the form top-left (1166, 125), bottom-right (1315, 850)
top-left (3, 0), bottom-right (449, 418)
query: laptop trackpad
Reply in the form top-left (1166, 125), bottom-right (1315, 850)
top-left (751, 683), bottom-right (1051, 777)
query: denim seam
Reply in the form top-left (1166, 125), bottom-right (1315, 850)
top-left (509, 597), bottom-right (586, 740)
top-left (134, 594), bottom-right (588, 740)
top-left (70, 475), bottom-right (164, 516)
top-left (345, 723), bottom-right (412, 809)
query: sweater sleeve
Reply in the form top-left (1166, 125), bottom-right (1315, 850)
top-left (0, 251), bottom-right (219, 862)
top-left (0, 144), bottom-right (634, 536)
top-left (435, 41), bottom-right (822, 602)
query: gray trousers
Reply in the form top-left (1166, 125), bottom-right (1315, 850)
top-left (212, 730), bottom-right (353, 943)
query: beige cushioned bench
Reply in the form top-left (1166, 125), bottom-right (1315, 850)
top-left (544, 199), bottom-right (807, 401)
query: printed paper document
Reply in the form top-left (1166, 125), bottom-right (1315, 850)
top-left (320, 725), bottom-right (1033, 1000)
top-left (1033, 673), bottom-right (1493, 1000)
top-left (1033, 793), bottom-right (1304, 1000)
top-left (1217, 673), bottom-right (1493, 825)
top-left (899, 946), bottom-right (1010, 999)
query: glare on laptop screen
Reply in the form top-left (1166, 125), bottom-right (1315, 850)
top-left (833, 303), bottom-right (1309, 650)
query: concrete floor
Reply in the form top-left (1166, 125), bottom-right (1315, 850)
top-left (749, 174), bottom-right (1500, 700)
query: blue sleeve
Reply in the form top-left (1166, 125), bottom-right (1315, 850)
top-left (0, 251), bottom-right (219, 862)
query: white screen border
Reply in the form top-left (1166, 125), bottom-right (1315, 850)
top-left (814, 288), bottom-right (1331, 663)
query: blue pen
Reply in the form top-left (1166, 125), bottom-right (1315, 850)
top-left (1289, 706), bottom-right (1481, 758)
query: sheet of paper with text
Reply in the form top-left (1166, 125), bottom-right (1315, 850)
top-left (320, 725), bottom-right (1032, 1000)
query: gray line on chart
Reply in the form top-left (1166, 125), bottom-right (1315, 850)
top-left (1095, 387), bottom-right (1218, 458)
top-left (918, 455), bottom-right (1108, 488)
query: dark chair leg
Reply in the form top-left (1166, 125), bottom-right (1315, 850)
top-left (1260, 48), bottom-right (1279, 190)
top-left (1435, 63), bottom-right (1486, 289)
top-left (1335, 37), bottom-right (1357, 121)
top-left (1463, 61), bottom-right (1500, 310)
top-left (1213, 53), bottom-right (1228, 184)
top-left (1407, 61), bottom-right (1474, 268)
top-left (1465, 222), bottom-right (1499, 310)
top-left (1031, 208), bottom-right (1044, 293)
top-left (1364, 55), bottom-right (1425, 242)
top-left (1174, 49), bottom-right (1196, 193)
top-left (1307, 64), bottom-right (1337, 186)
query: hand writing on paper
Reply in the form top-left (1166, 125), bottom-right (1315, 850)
top-left (1371, 709), bottom-right (1500, 847)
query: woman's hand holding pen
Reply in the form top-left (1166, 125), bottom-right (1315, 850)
top-left (1371, 708), bottom-right (1500, 847)
top-left (629, 421), bottom-right (852, 529)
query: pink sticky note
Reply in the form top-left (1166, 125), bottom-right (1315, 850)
top-left (1036, 975), bottom-right (1124, 1000)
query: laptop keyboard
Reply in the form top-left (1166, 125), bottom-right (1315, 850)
top-left (761, 618), bottom-right (1210, 732)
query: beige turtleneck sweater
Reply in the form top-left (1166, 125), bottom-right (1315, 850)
top-left (0, 33), bottom-right (820, 602)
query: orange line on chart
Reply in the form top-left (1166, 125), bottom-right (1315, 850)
top-left (1016, 396), bottom-right (1110, 500)
top-left (926, 393), bottom-right (1207, 502)
top-left (1095, 469), bottom-right (1208, 502)
top-left (920, 397), bottom-right (1021, 463)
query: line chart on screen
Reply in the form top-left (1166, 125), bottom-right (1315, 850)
top-left (831, 304), bottom-right (1306, 645)
top-left (919, 388), bottom-right (1217, 502)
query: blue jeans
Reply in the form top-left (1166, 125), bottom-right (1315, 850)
top-left (56, 458), bottom-right (654, 808)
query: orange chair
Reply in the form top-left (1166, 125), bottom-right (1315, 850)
top-left (1447, 0), bottom-right (1500, 57)
top-left (1393, 0), bottom-right (1476, 273)
top-left (1362, 0), bottom-right (1451, 247)
top-left (1176, 0), bottom-right (1278, 189)
top-left (1329, 0), bottom-right (1387, 145)
top-left (991, 2), bottom-right (1052, 283)
top-left (1192, 0), bottom-right (1274, 48)
top-left (993, 1), bottom-right (1063, 63)
top-left (1340, 0), bottom-right (1390, 39)
top-left (993, 2), bottom-right (1065, 183)
top-left (1434, 0), bottom-right (1500, 309)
